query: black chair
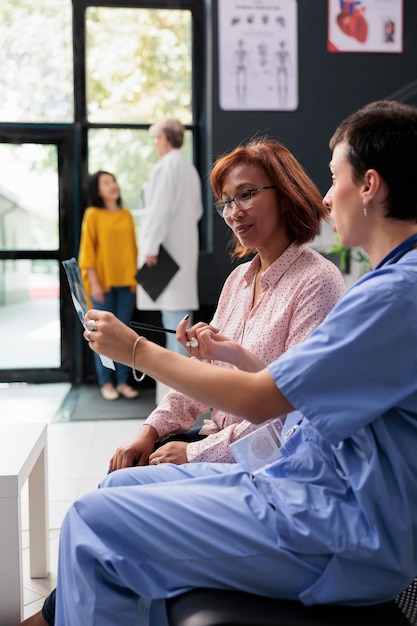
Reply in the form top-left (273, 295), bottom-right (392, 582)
top-left (167, 578), bottom-right (417, 626)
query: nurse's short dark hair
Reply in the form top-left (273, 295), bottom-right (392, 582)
top-left (330, 100), bottom-right (417, 222)
top-left (210, 137), bottom-right (328, 258)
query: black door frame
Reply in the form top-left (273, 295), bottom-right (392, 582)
top-left (0, 0), bottom-right (206, 385)
top-left (0, 125), bottom-right (82, 384)
top-left (72, 0), bottom-right (208, 385)
top-left (72, 0), bottom-right (207, 228)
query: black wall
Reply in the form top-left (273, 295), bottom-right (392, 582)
top-left (197, 0), bottom-right (417, 315)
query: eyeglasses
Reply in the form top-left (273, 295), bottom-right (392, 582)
top-left (214, 186), bottom-right (276, 218)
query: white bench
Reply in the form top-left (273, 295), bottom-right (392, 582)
top-left (0, 422), bottom-right (49, 624)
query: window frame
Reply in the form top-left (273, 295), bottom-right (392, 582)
top-left (0, 0), bottom-right (207, 384)
top-left (73, 0), bottom-right (207, 247)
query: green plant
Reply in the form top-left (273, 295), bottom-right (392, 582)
top-left (326, 236), bottom-right (371, 275)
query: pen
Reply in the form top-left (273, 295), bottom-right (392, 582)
top-left (129, 321), bottom-right (176, 334)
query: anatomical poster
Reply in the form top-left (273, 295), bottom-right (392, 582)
top-left (328, 0), bottom-right (403, 53)
top-left (218, 0), bottom-right (298, 111)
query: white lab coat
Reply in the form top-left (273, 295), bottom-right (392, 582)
top-left (137, 149), bottom-right (203, 311)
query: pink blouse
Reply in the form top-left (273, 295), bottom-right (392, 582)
top-left (145, 243), bottom-right (346, 462)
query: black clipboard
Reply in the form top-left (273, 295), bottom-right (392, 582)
top-left (136, 245), bottom-right (180, 301)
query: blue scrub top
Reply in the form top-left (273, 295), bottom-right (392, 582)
top-left (266, 250), bottom-right (417, 605)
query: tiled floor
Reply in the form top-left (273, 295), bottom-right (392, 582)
top-left (0, 382), bottom-right (145, 620)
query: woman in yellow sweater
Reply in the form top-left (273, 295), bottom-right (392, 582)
top-left (78, 171), bottom-right (139, 401)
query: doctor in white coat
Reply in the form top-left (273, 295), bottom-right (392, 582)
top-left (138, 118), bottom-right (203, 356)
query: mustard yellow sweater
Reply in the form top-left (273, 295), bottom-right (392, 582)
top-left (78, 207), bottom-right (138, 306)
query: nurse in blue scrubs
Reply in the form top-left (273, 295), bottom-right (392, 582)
top-left (56, 100), bottom-right (417, 626)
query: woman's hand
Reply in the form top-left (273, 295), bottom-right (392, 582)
top-left (109, 425), bottom-right (158, 471)
top-left (176, 318), bottom-right (227, 360)
top-left (87, 268), bottom-right (105, 304)
top-left (90, 285), bottom-right (105, 304)
top-left (149, 441), bottom-right (188, 465)
top-left (176, 318), bottom-right (265, 371)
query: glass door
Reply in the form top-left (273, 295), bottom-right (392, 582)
top-left (80, 3), bottom-right (200, 227)
top-left (0, 129), bottom-right (76, 383)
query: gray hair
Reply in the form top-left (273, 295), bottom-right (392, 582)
top-left (149, 118), bottom-right (184, 148)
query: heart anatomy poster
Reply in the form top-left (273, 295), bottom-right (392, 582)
top-left (218, 0), bottom-right (298, 111)
top-left (328, 0), bottom-right (403, 53)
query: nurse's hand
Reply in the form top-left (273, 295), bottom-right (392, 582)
top-left (83, 310), bottom-right (137, 367)
top-left (149, 442), bottom-right (188, 465)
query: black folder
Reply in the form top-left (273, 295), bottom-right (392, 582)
top-left (135, 245), bottom-right (180, 301)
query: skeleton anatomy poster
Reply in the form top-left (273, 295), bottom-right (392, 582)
top-left (328, 0), bottom-right (403, 53)
top-left (218, 0), bottom-right (298, 111)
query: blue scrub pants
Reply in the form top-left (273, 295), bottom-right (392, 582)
top-left (55, 463), bottom-right (327, 626)
top-left (91, 287), bottom-right (135, 386)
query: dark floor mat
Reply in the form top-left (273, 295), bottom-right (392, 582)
top-left (55, 385), bottom-right (156, 422)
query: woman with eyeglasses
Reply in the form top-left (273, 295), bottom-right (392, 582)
top-left (109, 137), bottom-right (346, 470)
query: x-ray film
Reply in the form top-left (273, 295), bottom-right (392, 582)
top-left (62, 258), bottom-right (115, 370)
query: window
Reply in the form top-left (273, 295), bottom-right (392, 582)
top-left (0, 0), bottom-right (73, 123)
top-left (82, 4), bottom-right (198, 217)
top-left (85, 7), bottom-right (193, 124)
top-left (0, 0), bottom-right (205, 382)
